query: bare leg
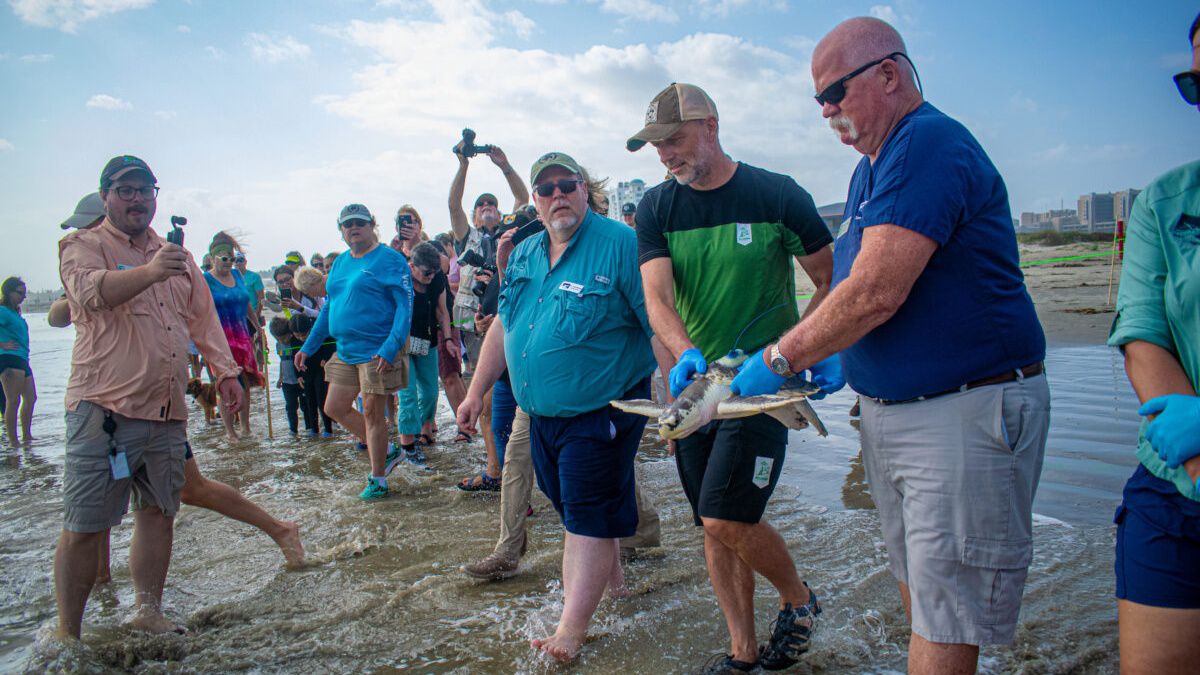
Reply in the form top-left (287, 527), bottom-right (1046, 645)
top-left (238, 382), bottom-right (251, 435)
top-left (324, 384), bottom-right (367, 442)
top-left (531, 532), bottom-right (617, 662)
top-left (441, 372), bottom-right (467, 421)
top-left (19, 375), bottom-right (35, 442)
top-left (95, 529), bottom-right (112, 584)
top-left (220, 387), bottom-right (239, 442)
top-left (181, 458), bottom-right (304, 567)
top-left (1, 370), bottom-right (21, 447)
top-left (53, 529), bottom-right (104, 638)
top-left (127, 507), bottom-right (180, 633)
top-left (908, 633), bottom-right (978, 675)
top-left (1118, 600), bottom-right (1200, 675)
top-left (606, 539), bottom-right (629, 598)
top-left (704, 529), bottom-right (758, 663)
top-left (480, 387), bottom-right (498, 477)
top-left (361, 393), bottom-right (389, 477)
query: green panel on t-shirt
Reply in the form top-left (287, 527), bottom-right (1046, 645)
top-left (665, 221), bottom-right (801, 360)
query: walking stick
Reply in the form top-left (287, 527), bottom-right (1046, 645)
top-left (262, 329), bottom-right (273, 439)
top-left (1106, 221), bottom-right (1121, 306)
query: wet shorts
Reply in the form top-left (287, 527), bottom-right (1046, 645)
top-left (860, 374), bottom-right (1051, 646)
top-left (62, 401), bottom-right (189, 533)
top-left (437, 328), bottom-right (462, 380)
top-left (1115, 463), bottom-right (1200, 609)
top-left (674, 414), bottom-right (788, 527)
top-left (0, 354), bottom-right (32, 377)
top-left (325, 352), bottom-right (407, 395)
top-left (529, 378), bottom-right (650, 539)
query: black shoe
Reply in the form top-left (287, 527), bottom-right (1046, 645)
top-left (759, 582), bottom-right (822, 671)
top-left (697, 653), bottom-right (760, 674)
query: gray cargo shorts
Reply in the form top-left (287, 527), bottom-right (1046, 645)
top-left (62, 401), bottom-right (188, 533)
top-left (860, 374), bottom-right (1050, 645)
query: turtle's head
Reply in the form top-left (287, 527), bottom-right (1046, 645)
top-left (659, 409), bottom-right (681, 432)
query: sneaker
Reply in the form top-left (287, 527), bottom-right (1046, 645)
top-left (758, 583), bottom-right (822, 671)
top-left (359, 478), bottom-right (388, 501)
top-left (321, 431), bottom-right (333, 438)
top-left (461, 553), bottom-right (520, 580)
top-left (696, 653), bottom-right (760, 674)
top-left (307, 429), bottom-right (318, 437)
top-left (384, 446), bottom-right (404, 475)
top-left (404, 445), bottom-right (427, 467)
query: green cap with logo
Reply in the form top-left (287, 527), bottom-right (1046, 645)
top-left (626, 83), bottom-right (718, 152)
top-left (529, 151), bottom-right (584, 185)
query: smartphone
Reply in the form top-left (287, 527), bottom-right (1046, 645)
top-left (280, 288), bottom-right (292, 300)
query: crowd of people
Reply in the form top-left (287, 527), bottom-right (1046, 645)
top-left (2, 13), bottom-right (1196, 674)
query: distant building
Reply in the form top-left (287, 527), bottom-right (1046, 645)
top-left (609, 179), bottom-right (647, 218)
top-left (1078, 192), bottom-right (1116, 232)
top-left (816, 202), bottom-right (845, 233)
top-left (1113, 188), bottom-right (1141, 222)
top-left (1018, 209), bottom-right (1077, 233)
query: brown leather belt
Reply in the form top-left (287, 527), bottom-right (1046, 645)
top-left (874, 362), bottom-right (1044, 406)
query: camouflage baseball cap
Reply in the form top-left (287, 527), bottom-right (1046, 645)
top-left (626, 83), bottom-right (718, 152)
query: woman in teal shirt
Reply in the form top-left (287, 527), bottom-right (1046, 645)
top-left (1106, 13), bottom-right (1200, 671)
top-left (0, 276), bottom-right (36, 447)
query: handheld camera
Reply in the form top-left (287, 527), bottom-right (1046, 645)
top-left (454, 128), bottom-right (494, 159)
top-left (167, 215), bottom-right (187, 246)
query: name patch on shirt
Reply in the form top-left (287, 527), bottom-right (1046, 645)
top-left (593, 274), bottom-right (611, 285)
top-left (736, 223), bottom-right (752, 246)
top-left (558, 281), bottom-right (584, 295)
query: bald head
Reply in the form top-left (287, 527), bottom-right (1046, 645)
top-left (814, 17), bottom-right (911, 85)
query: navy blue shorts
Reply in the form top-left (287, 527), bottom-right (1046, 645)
top-left (529, 378), bottom-right (650, 539)
top-left (1114, 463), bottom-right (1200, 608)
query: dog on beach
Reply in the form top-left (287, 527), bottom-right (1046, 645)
top-left (186, 378), bottom-right (220, 423)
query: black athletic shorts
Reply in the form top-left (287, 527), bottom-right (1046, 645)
top-left (674, 413), bottom-right (788, 526)
top-left (0, 354), bottom-right (32, 377)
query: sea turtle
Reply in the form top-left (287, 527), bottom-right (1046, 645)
top-left (611, 351), bottom-right (828, 440)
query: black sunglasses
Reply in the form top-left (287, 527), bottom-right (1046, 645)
top-left (815, 51), bottom-right (918, 106)
top-left (341, 219), bottom-right (371, 229)
top-left (533, 178), bottom-right (583, 198)
top-left (475, 200), bottom-right (497, 209)
top-left (1175, 71), bottom-right (1200, 105)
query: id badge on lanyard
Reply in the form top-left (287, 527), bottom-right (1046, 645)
top-left (103, 412), bottom-right (131, 480)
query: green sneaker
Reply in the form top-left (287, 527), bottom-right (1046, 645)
top-left (385, 445), bottom-right (404, 476)
top-left (359, 478), bottom-right (388, 501)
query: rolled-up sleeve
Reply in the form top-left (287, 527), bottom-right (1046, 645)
top-left (185, 262), bottom-right (241, 382)
top-left (59, 236), bottom-right (112, 312)
top-left (1108, 194), bottom-right (1172, 352)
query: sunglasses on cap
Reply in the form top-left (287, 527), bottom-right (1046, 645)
top-left (1175, 71), bottom-right (1200, 105)
top-left (533, 178), bottom-right (584, 198)
top-left (814, 51), bottom-right (914, 106)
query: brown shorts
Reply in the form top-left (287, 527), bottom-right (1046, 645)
top-left (437, 328), bottom-right (463, 380)
top-left (62, 401), bottom-right (188, 533)
top-left (324, 352), bottom-right (408, 395)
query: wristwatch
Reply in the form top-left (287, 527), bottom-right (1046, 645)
top-left (768, 343), bottom-right (793, 377)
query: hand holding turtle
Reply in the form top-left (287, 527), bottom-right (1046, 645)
top-left (669, 348), bottom-right (707, 397)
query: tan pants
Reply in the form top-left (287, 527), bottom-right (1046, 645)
top-left (494, 407), bottom-right (661, 560)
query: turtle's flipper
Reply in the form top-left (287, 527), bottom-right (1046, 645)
top-left (793, 399), bottom-right (827, 437)
top-left (610, 399), bottom-right (667, 418)
top-left (716, 395), bottom-right (794, 419)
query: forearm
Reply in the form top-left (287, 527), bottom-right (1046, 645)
top-left (449, 162), bottom-right (470, 240)
top-left (502, 164), bottom-right (529, 209)
top-left (301, 305), bottom-right (331, 354)
top-left (644, 294), bottom-right (694, 360)
top-left (98, 266), bottom-right (160, 308)
top-left (800, 277), bottom-right (831, 320)
top-left (379, 306), bottom-right (412, 364)
top-left (1123, 340), bottom-right (1200, 481)
top-left (435, 298), bottom-right (452, 340)
top-left (778, 274), bottom-right (897, 372)
top-left (651, 335), bottom-right (676, 403)
top-left (47, 298), bottom-right (72, 328)
top-left (467, 319), bottom-right (508, 398)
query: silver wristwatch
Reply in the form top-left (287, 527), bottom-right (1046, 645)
top-left (768, 343), bottom-right (793, 377)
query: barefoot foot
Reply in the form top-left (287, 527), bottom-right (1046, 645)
top-left (531, 630), bottom-right (584, 662)
top-left (128, 607), bottom-right (186, 634)
top-left (272, 521), bottom-right (305, 568)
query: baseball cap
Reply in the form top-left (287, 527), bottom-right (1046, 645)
top-left (529, 152), bottom-right (584, 185)
top-left (474, 193), bottom-right (498, 209)
top-left (338, 203), bottom-right (374, 225)
top-left (626, 83), bottom-right (718, 152)
top-left (100, 155), bottom-right (157, 189)
top-left (621, 202), bottom-right (636, 215)
top-left (61, 192), bottom-right (105, 230)
top-left (284, 254), bottom-right (303, 265)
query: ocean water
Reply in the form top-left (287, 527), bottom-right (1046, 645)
top-left (1, 316), bottom-right (1136, 673)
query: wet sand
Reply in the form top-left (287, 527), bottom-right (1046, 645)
top-left (2, 244), bottom-right (1136, 673)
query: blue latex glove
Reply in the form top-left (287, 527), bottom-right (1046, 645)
top-left (669, 348), bottom-right (708, 397)
top-left (1138, 394), bottom-right (1200, 469)
top-left (730, 348), bottom-right (786, 397)
top-left (806, 354), bottom-right (845, 401)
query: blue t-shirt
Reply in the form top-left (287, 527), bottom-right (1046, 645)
top-left (0, 306), bottom-right (30, 360)
top-left (301, 244), bottom-right (413, 365)
top-left (499, 210), bottom-right (656, 417)
top-left (243, 269), bottom-right (265, 312)
top-left (832, 102), bottom-right (1045, 401)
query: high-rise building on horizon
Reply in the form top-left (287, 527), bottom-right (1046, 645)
top-left (1113, 188), bottom-right (1141, 223)
top-left (609, 179), bottom-right (647, 218)
top-left (1078, 192), bottom-right (1115, 232)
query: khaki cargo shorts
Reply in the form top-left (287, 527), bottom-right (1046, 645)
top-left (324, 352), bottom-right (408, 395)
top-left (62, 401), bottom-right (188, 533)
top-left (859, 374), bottom-right (1050, 646)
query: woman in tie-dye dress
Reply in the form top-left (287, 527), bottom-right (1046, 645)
top-left (204, 231), bottom-right (263, 441)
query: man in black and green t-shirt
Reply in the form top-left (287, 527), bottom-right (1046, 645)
top-left (629, 83), bottom-right (838, 674)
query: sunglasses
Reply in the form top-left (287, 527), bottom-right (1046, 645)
top-left (533, 178), bottom-right (584, 198)
top-left (814, 51), bottom-right (911, 106)
top-left (215, 256), bottom-right (233, 263)
top-left (1175, 71), bottom-right (1200, 105)
top-left (340, 219), bottom-right (371, 229)
top-left (475, 200), bottom-right (498, 209)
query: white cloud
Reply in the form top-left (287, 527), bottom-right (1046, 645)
top-left (10, 0), bottom-right (155, 33)
top-left (592, 0), bottom-right (678, 23)
top-left (245, 32), bottom-right (312, 63)
top-left (176, 24), bottom-right (190, 33)
top-left (0, 139), bottom-right (14, 151)
top-left (205, 45), bottom-right (225, 59)
top-left (783, 35), bottom-right (816, 54)
top-left (869, 4), bottom-right (899, 24)
top-left (86, 94), bottom-right (132, 110)
top-left (154, 110), bottom-right (177, 120)
top-left (19, 53), bottom-right (54, 63)
top-left (695, 0), bottom-right (786, 19)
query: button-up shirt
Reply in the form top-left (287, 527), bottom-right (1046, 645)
top-left (499, 210), bottom-right (655, 417)
top-left (59, 219), bottom-right (240, 422)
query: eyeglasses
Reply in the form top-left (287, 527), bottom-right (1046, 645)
top-left (1175, 71), bottom-right (1200, 105)
top-left (234, 257), bottom-right (246, 264)
top-left (110, 185), bottom-right (160, 201)
top-left (814, 51), bottom-right (913, 106)
top-left (340, 219), bottom-right (371, 229)
top-left (414, 266), bottom-right (436, 277)
top-left (216, 256), bottom-right (233, 263)
top-left (475, 200), bottom-right (498, 209)
top-left (312, 262), bottom-right (325, 270)
top-left (533, 178), bottom-right (584, 198)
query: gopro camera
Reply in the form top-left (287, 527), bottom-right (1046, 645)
top-left (167, 215), bottom-right (186, 246)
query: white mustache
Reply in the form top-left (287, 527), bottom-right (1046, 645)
top-left (830, 115), bottom-right (858, 139)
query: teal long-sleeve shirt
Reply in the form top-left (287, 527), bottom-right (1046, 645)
top-left (301, 244), bottom-right (413, 365)
top-left (1108, 159), bottom-right (1200, 502)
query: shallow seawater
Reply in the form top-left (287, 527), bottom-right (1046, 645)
top-left (1, 317), bottom-right (1136, 673)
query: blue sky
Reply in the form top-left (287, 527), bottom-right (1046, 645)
top-left (1, 0), bottom-right (1196, 290)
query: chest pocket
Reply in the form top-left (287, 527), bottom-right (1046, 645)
top-left (498, 266), bottom-right (533, 326)
top-left (552, 285), bottom-right (613, 343)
